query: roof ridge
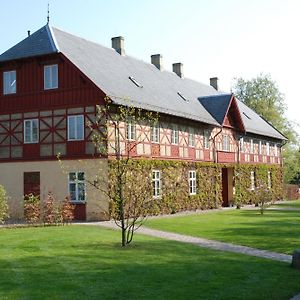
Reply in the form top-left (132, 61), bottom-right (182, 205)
top-left (47, 25), bottom-right (59, 52)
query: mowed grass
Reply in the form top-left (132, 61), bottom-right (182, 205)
top-left (273, 199), bottom-right (300, 208)
top-left (145, 208), bottom-right (300, 254)
top-left (0, 226), bottom-right (299, 300)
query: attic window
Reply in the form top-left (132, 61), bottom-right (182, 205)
top-left (129, 76), bottom-right (143, 88)
top-left (243, 112), bottom-right (251, 120)
top-left (177, 91), bottom-right (189, 102)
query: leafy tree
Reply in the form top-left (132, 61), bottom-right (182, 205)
top-left (0, 185), bottom-right (9, 223)
top-left (232, 74), bottom-right (299, 184)
top-left (232, 73), bottom-right (297, 143)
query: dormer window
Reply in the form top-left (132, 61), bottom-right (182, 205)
top-left (3, 70), bottom-right (16, 95)
top-left (44, 64), bottom-right (58, 90)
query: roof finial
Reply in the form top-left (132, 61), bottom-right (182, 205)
top-left (47, 2), bottom-right (50, 24)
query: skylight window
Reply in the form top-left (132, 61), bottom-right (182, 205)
top-left (129, 76), bottom-right (143, 88)
top-left (177, 91), bottom-right (189, 102)
top-left (243, 112), bottom-right (251, 120)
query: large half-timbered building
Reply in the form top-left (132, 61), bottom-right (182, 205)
top-left (0, 25), bottom-right (286, 220)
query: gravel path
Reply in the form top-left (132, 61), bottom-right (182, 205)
top-left (79, 221), bottom-right (292, 263)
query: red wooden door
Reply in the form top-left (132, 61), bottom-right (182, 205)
top-left (24, 172), bottom-right (40, 197)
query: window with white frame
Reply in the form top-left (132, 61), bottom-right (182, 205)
top-left (267, 171), bottom-right (272, 189)
top-left (126, 121), bottom-right (136, 141)
top-left (152, 170), bottom-right (161, 198)
top-left (266, 142), bottom-right (270, 156)
top-left (204, 130), bottom-right (210, 149)
top-left (250, 171), bottom-right (256, 190)
top-left (151, 124), bottom-right (160, 143)
top-left (188, 129), bottom-right (195, 147)
top-left (68, 172), bottom-right (85, 202)
top-left (239, 137), bottom-right (244, 152)
top-left (44, 64), bottom-right (58, 90)
top-left (259, 140), bottom-right (262, 155)
top-left (250, 139), bottom-right (254, 153)
top-left (189, 170), bottom-right (196, 195)
top-left (274, 144), bottom-right (278, 157)
top-left (171, 126), bottom-right (179, 145)
top-left (3, 70), bottom-right (16, 94)
top-left (68, 115), bottom-right (84, 141)
top-left (24, 119), bottom-right (39, 144)
top-left (222, 134), bottom-right (230, 151)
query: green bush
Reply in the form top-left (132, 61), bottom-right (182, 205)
top-left (0, 185), bottom-right (9, 223)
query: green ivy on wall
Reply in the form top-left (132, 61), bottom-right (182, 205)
top-left (109, 159), bottom-right (283, 215)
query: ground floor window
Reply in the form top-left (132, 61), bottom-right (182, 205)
top-left (250, 171), bottom-right (256, 190)
top-left (68, 172), bottom-right (85, 202)
top-left (267, 171), bottom-right (272, 189)
top-left (152, 170), bottom-right (161, 198)
top-left (189, 170), bottom-right (196, 195)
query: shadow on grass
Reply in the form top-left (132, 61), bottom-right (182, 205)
top-left (0, 229), bottom-right (299, 300)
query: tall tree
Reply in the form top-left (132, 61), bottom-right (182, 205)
top-left (232, 73), bottom-right (299, 184)
top-left (232, 73), bottom-right (297, 143)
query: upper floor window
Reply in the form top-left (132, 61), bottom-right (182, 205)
top-left (189, 170), bottom-right (196, 195)
top-left (68, 115), bottom-right (84, 141)
top-left (266, 142), bottom-right (270, 156)
top-left (171, 126), bottom-right (179, 145)
top-left (68, 172), bottom-right (85, 202)
top-left (3, 70), bottom-right (16, 94)
top-left (250, 139), bottom-right (254, 154)
top-left (274, 144), bottom-right (278, 157)
top-left (239, 137), bottom-right (244, 152)
top-left (204, 130), bottom-right (210, 149)
top-left (126, 121), bottom-right (136, 141)
top-left (188, 129), bottom-right (195, 147)
top-left (44, 64), bottom-right (58, 90)
top-left (151, 124), bottom-right (160, 143)
top-left (259, 140), bottom-right (262, 155)
top-left (24, 119), bottom-right (39, 144)
top-left (222, 134), bottom-right (230, 151)
top-left (152, 170), bottom-right (161, 198)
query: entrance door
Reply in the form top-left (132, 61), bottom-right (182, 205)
top-left (24, 172), bottom-right (40, 197)
top-left (222, 168), bottom-right (233, 207)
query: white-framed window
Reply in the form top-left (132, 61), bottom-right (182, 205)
top-left (204, 130), bottom-right (210, 149)
top-left (239, 137), bottom-right (244, 152)
top-left (250, 139), bottom-right (254, 153)
top-left (222, 134), bottom-right (230, 151)
top-left (152, 170), bottom-right (161, 198)
top-left (68, 172), bottom-right (85, 202)
top-left (68, 115), bottom-right (84, 141)
top-left (171, 126), bottom-right (179, 145)
top-left (189, 170), bottom-right (196, 195)
top-left (3, 70), bottom-right (16, 94)
top-left (259, 141), bottom-right (262, 155)
top-left (274, 144), bottom-right (278, 157)
top-left (267, 171), bottom-right (272, 189)
top-left (250, 171), bottom-right (256, 191)
top-left (188, 129), bottom-right (195, 147)
top-left (266, 142), bottom-right (270, 156)
top-left (126, 121), bottom-right (136, 141)
top-left (24, 119), bottom-right (39, 144)
top-left (151, 124), bottom-right (160, 143)
top-left (44, 64), bottom-right (58, 90)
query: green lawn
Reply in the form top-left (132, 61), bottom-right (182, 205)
top-left (145, 209), bottom-right (300, 254)
top-left (273, 199), bottom-right (300, 208)
top-left (0, 226), bottom-right (299, 300)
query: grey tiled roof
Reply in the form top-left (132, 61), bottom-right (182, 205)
top-left (0, 25), bottom-right (286, 141)
top-left (199, 94), bottom-right (232, 125)
top-left (0, 25), bottom-right (58, 62)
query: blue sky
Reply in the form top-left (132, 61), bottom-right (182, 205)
top-left (1, 0), bottom-right (299, 132)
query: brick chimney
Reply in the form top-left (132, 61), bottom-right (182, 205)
top-left (151, 54), bottom-right (163, 70)
top-left (111, 36), bottom-right (125, 55)
top-left (210, 77), bottom-right (219, 91)
top-left (172, 63), bottom-right (184, 78)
